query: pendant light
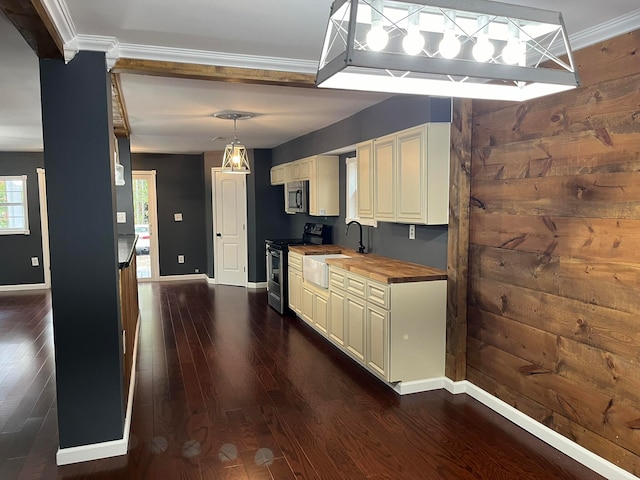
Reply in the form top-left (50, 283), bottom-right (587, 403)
top-left (215, 112), bottom-right (253, 174)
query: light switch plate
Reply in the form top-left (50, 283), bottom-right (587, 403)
top-left (117, 212), bottom-right (126, 223)
top-left (174, 213), bottom-right (183, 222)
top-left (31, 257), bottom-right (39, 267)
top-left (409, 224), bottom-right (416, 240)
top-left (178, 255), bottom-right (185, 264)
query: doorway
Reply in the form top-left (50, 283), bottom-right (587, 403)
top-left (212, 169), bottom-right (248, 287)
top-left (132, 171), bottom-right (159, 281)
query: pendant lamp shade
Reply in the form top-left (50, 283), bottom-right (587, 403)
top-left (216, 112), bottom-right (253, 174)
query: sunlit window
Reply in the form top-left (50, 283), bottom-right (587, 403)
top-left (0, 176), bottom-right (29, 235)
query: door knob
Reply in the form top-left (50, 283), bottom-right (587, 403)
top-left (216, 233), bottom-right (222, 237)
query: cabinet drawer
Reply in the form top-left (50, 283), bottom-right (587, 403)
top-left (288, 252), bottom-right (302, 270)
top-left (329, 267), bottom-right (346, 290)
top-left (366, 281), bottom-right (390, 309)
top-left (345, 273), bottom-right (367, 298)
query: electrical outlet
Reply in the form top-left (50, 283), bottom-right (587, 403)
top-left (409, 224), bottom-right (416, 240)
top-left (178, 255), bottom-right (185, 264)
top-left (195, 268), bottom-right (199, 273)
top-left (31, 257), bottom-right (39, 267)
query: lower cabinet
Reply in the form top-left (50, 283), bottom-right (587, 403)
top-left (288, 253), bottom-right (446, 386)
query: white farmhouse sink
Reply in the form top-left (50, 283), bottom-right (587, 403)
top-left (303, 254), bottom-right (350, 288)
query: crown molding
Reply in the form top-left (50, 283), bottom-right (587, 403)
top-left (39, 0), bottom-right (77, 45)
top-left (569, 7), bottom-right (640, 51)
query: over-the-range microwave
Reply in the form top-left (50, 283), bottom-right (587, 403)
top-left (285, 181), bottom-right (307, 214)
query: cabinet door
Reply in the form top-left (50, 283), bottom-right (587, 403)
top-left (396, 126), bottom-right (426, 223)
top-left (345, 294), bottom-right (366, 363)
top-left (328, 288), bottom-right (345, 347)
top-left (308, 157), bottom-right (318, 215)
top-left (294, 158), bottom-right (312, 181)
top-left (366, 303), bottom-right (389, 380)
top-left (270, 166), bottom-right (285, 185)
top-left (301, 285), bottom-right (314, 324)
top-left (373, 135), bottom-right (396, 221)
top-left (288, 267), bottom-right (302, 313)
top-left (314, 293), bottom-right (329, 335)
top-left (356, 141), bottom-right (373, 219)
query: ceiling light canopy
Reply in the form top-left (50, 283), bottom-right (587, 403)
top-left (316, 0), bottom-right (580, 102)
top-left (214, 112), bottom-right (253, 174)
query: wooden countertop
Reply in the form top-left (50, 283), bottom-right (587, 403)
top-left (288, 245), bottom-right (447, 284)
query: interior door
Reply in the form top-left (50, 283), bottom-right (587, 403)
top-left (132, 171), bottom-right (159, 281)
top-left (213, 169), bottom-right (248, 287)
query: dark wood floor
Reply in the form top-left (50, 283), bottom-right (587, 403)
top-left (0, 281), bottom-right (605, 479)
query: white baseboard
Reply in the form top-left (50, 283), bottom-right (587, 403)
top-left (0, 283), bottom-right (48, 292)
top-left (248, 282), bottom-right (267, 289)
top-left (158, 274), bottom-right (207, 282)
top-left (206, 277), bottom-right (216, 285)
top-left (393, 377), bottom-right (445, 395)
top-left (56, 313), bottom-right (141, 466)
top-left (441, 379), bottom-right (639, 480)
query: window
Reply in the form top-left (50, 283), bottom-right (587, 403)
top-left (345, 157), bottom-right (376, 227)
top-left (0, 175), bottom-right (29, 235)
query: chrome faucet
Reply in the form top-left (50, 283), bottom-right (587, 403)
top-left (346, 220), bottom-right (366, 254)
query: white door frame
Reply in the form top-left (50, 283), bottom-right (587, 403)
top-left (36, 168), bottom-right (51, 288)
top-left (211, 168), bottom-right (248, 286)
top-left (132, 170), bottom-right (160, 281)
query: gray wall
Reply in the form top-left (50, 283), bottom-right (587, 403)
top-left (115, 137), bottom-right (134, 235)
top-left (273, 95), bottom-right (452, 271)
top-left (132, 153), bottom-right (207, 276)
top-left (0, 152), bottom-right (45, 286)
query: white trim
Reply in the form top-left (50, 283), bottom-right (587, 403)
top-left (206, 277), bottom-right (216, 285)
top-left (40, 0), bottom-right (77, 61)
top-left (57, 312), bottom-right (141, 466)
top-left (36, 169), bottom-right (51, 288)
top-left (247, 282), bottom-right (267, 289)
top-left (0, 283), bottom-right (48, 292)
top-left (436, 380), bottom-right (640, 480)
top-left (158, 274), bottom-right (208, 282)
top-left (570, 8), bottom-right (640, 52)
top-left (393, 377), bottom-right (445, 395)
top-left (73, 35), bottom-right (120, 69)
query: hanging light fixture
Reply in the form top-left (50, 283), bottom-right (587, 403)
top-left (215, 112), bottom-right (253, 174)
top-left (316, 0), bottom-right (580, 102)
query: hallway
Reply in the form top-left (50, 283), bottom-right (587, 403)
top-left (0, 282), bottom-right (603, 479)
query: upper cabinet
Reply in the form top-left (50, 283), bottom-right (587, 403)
top-left (356, 140), bottom-right (374, 220)
top-left (370, 123), bottom-right (450, 226)
top-left (270, 155), bottom-right (339, 216)
top-left (307, 155), bottom-right (339, 216)
top-left (270, 164), bottom-right (287, 185)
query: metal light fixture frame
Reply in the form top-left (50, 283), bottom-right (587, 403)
top-left (316, 0), bottom-right (581, 102)
top-left (216, 112), bottom-right (253, 174)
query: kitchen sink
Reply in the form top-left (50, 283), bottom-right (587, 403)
top-left (303, 254), bottom-right (350, 288)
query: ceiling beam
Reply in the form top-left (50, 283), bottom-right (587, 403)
top-left (111, 58), bottom-right (317, 88)
top-left (0, 0), bottom-right (63, 59)
top-left (111, 73), bottom-right (131, 138)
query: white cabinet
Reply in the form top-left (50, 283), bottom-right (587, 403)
top-left (314, 294), bottom-right (329, 335)
top-left (328, 288), bottom-right (346, 347)
top-left (273, 155), bottom-right (339, 216)
top-left (270, 164), bottom-right (286, 185)
top-left (373, 134), bottom-right (396, 222)
top-left (301, 285), bottom-right (314, 325)
top-left (366, 303), bottom-right (389, 379)
top-left (307, 155), bottom-right (339, 216)
top-left (345, 293), bottom-right (366, 363)
top-left (368, 123), bottom-right (450, 225)
top-left (288, 252), bottom-right (303, 314)
top-left (356, 140), bottom-right (374, 219)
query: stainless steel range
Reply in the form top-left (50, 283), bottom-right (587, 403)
top-left (266, 223), bottom-right (331, 314)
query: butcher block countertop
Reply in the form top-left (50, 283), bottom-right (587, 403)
top-left (288, 245), bottom-right (447, 284)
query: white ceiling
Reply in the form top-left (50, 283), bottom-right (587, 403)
top-left (1, 0), bottom-right (639, 154)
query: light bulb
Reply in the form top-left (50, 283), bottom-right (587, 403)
top-left (472, 35), bottom-right (494, 62)
top-left (502, 39), bottom-right (525, 65)
top-left (439, 30), bottom-right (460, 59)
top-left (402, 26), bottom-right (424, 55)
top-left (366, 23), bottom-right (388, 51)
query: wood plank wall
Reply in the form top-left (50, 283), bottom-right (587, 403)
top-left (446, 99), bottom-right (472, 381)
top-left (466, 30), bottom-right (640, 476)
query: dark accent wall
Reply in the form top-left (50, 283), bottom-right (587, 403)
top-left (132, 153), bottom-right (206, 276)
top-left (0, 152), bottom-right (45, 285)
top-left (40, 51), bottom-right (124, 448)
top-left (274, 95), bottom-right (452, 270)
top-left (115, 137), bottom-right (134, 235)
top-left (272, 95), bottom-right (452, 164)
top-left (246, 149), bottom-right (291, 283)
